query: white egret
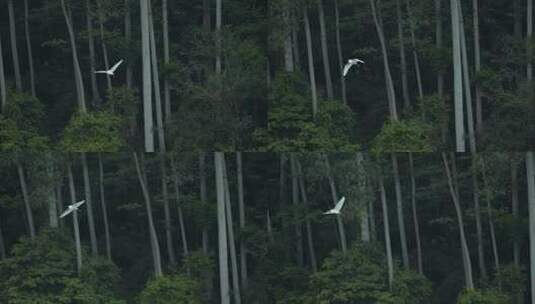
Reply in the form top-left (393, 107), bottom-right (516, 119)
top-left (59, 200), bottom-right (86, 218)
top-left (94, 59), bottom-right (124, 76)
top-left (343, 59), bottom-right (365, 77)
top-left (323, 196), bottom-right (346, 215)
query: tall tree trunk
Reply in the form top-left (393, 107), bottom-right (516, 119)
top-left (396, 0), bottom-right (410, 108)
top-left (96, 0), bottom-right (112, 91)
top-left (512, 158), bottom-right (520, 266)
top-left (379, 172), bottom-right (394, 291)
top-left (296, 160), bottom-right (318, 272)
top-left (222, 159), bottom-right (242, 304)
top-left (528, 0), bottom-right (533, 81)
top-left (67, 164), bottom-right (83, 275)
top-left (81, 153), bottom-right (98, 256)
top-left (56, 181), bottom-right (64, 228)
top-left (323, 154), bottom-right (348, 253)
top-left (214, 152), bottom-right (230, 304)
top-left (8, 0), bottom-right (22, 92)
top-left (391, 153), bottom-right (409, 269)
top-left (357, 153), bottom-right (370, 242)
top-left (370, 0), bottom-right (398, 120)
top-left (140, 0), bottom-right (154, 151)
top-left (236, 153), bottom-right (248, 289)
top-left (266, 209), bottom-right (274, 242)
top-left (481, 160), bottom-right (500, 274)
top-left (303, 5), bottom-right (318, 117)
top-left (23, 0), bottom-right (35, 97)
top-left (317, 0), bottom-right (334, 100)
top-left (0, 222), bottom-right (5, 260)
top-left (292, 22), bottom-right (300, 70)
top-left (87, 0), bottom-right (101, 105)
top-left (172, 162), bottom-right (189, 256)
top-left (333, 0), bottom-right (347, 104)
top-left (369, 183), bottom-right (377, 241)
top-left (473, 0), bottom-right (482, 134)
top-left (162, 0), bottom-right (171, 121)
top-left (203, 0), bottom-right (211, 30)
top-left (450, 0), bottom-right (465, 151)
top-left (457, 0), bottom-right (476, 152)
top-left (98, 153), bottom-right (112, 261)
top-left (133, 152), bottom-right (163, 277)
top-left (61, 0), bottom-right (87, 113)
top-left (125, 0), bottom-right (133, 89)
top-left (283, 3), bottom-right (294, 72)
top-left (527, 152), bottom-right (535, 304)
top-left (408, 153), bottom-right (423, 274)
top-left (442, 153), bottom-right (474, 290)
top-left (435, 0), bottom-right (444, 97)
top-left (148, 0), bottom-right (166, 153)
top-left (472, 157), bottom-right (487, 280)
top-left (200, 153), bottom-right (209, 254)
top-left (47, 155), bottom-right (58, 228)
top-left (290, 154), bottom-right (304, 266)
top-left (0, 34), bottom-right (6, 112)
top-left (406, 0), bottom-right (424, 99)
top-left (16, 160), bottom-right (35, 239)
top-left (216, 0), bottom-right (223, 74)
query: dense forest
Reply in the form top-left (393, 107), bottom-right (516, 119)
top-left (0, 152), bottom-right (534, 303)
top-left (1, 0), bottom-right (534, 152)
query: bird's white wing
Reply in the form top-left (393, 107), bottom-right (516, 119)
top-left (72, 200), bottom-right (86, 209)
top-left (343, 63), bottom-right (353, 76)
top-left (59, 207), bottom-right (74, 218)
top-left (356, 59), bottom-right (365, 64)
top-left (109, 59), bottom-right (124, 73)
top-left (94, 70), bottom-right (108, 74)
top-left (334, 196), bottom-right (346, 212)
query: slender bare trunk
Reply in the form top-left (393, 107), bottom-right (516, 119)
top-left (392, 153), bottom-right (409, 269)
top-left (140, 0), bottom-right (154, 151)
top-left (292, 23), bottom-right (300, 70)
top-left (47, 155), bottom-right (58, 228)
top-left (215, 0), bottom-right (223, 74)
top-left (172, 163), bottom-right (189, 256)
top-left (61, 0), bottom-right (87, 113)
top-left (406, 0), bottom-right (424, 99)
top-left (200, 153), bottom-right (209, 254)
top-left (442, 153), bottom-right (474, 289)
top-left (96, 0), bottom-right (112, 91)
top-left (333, 0), bottom-right (347, 104)
top-left (317, 0), bottom-right (334, 99)
top-left (0, 35), bottom-right (6, 112)
top-left (8, 0), bottom-right (22, 92)
top-left (222, 159), bottom-right (241, 304)
top-left (290, 154), bottom-right (304, 266)
top-left (162, 0), bottom-right (171, 121)
top-left (214, 152), bottom-right (230, 304)
top-left (481, 159), bottom-right (500, 274)
top-left (296, 160), bottom-right (318, 272)
top-left (17, 160), bottom-right (35, 239)
top-left (98, 153), bottom-right (112, 261)
top-left (0, 223), bottom-right (5, 260)
top-left (125, 0), bottom-right (133, 89)
top-left (133, 152), bottom-right (163, 277)
top-left (451, 0), bottom-right (465, 151)
top-left (408, 153), bottom-right (423, 274)
top-left (56, 181), bottom-right (64, 228)
top-left (379, 172), bottom-right (394, 291)
top-left (527, 152), bottom-right (535, 304)
top-left (473, 0), bottom-right (482, 134)
top-left (528, 0), bottom-right (533, 81)
top-left (267, 209), bottom-right (274, 242)
top-left (472, 157), bottom-right (487, 280)
top-left (512, 159), bottom-right (520, 266)
top-left (370, 0), bottom-right (398, 120)
top-left (23, 0), bottom-right (35, 97)
top-left (396, 0), bottom-right (410, 108)
top-left (87, 0), bottom-right (101, 105)
top-left (236, 153), bottom-right (248, 289)
top-left (303, 6), bottom-right (318, 117)
top-left (436, 0), bottom-right (444, 97)
top-left (282, 2), bottom-right (294, 73)
top-left (323, 154), bottom-right (347, 253)
top-left (67, 164), bottom-right (82, 274)
top-left (357, 153), bottom-right (370, 242)
top-left (81, 153), bottom-right (98, 256)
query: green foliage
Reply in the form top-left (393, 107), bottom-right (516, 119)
top-left (474, 68), bottom-right (501, 94)
top-left (371, 119), bottom-right (434, 155)
top-left (493, 264), bottom-right (526, 300)
top-left (61, 111), bottom-right (124, 152)
top-left (457, 289), bottom-right (511, 304)
top-left (139, 275), bottom-right (202, 304)
top-left (181, 251), bottom-right (215, 281)
top-left (0, 229), bottom-right (123, 303)
top-left (392, 270), bottom-right (433, 304)
top-left (254, 73), bottom-right (358, 151)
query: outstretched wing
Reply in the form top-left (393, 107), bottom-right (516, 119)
top-left (109, 59), bottom-right (124, 73)
top-left (343, 62), bottom-right (353, 76)
top-left (59, 207), bottom-right (74, 218)
top-left (94, 70), bottom-right (108, 74)
top-left (73, 200), bottom-right (86, 209)
top-left (334, 196), bottom-right (346, 212)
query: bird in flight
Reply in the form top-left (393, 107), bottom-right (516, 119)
top-left (343, 58), bottom-right (365, 77)
top-left (59, 200), bottom-right (86, 218)
top-left (94, 59), bottom-right (124, 76)
top-left (323, 197), bottom-right (346, 215)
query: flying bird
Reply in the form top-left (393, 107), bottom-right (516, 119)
top-left (94, 59), bottom-right (124, 76)
top-left (343, 58), bottom-right (365, 77)
top-left (323, 197), bottom-right (346, 215)
top-left (59, 200), bottom-right (86, 218)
